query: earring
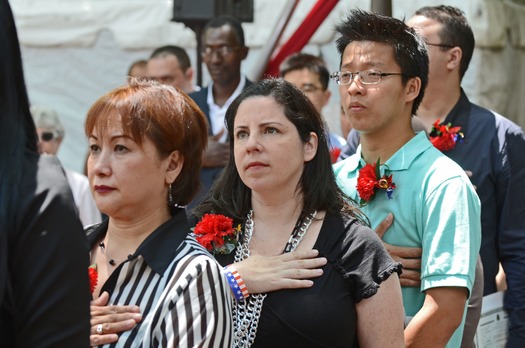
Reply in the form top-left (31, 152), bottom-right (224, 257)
top-left (168, 183), bottom-right (174, 206)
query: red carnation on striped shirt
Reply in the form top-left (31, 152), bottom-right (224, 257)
top-left (193, 214), bottom-right (240, 255)
top-left (88, 264), bottom-right (98, 294)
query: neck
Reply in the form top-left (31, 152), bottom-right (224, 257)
top-left (104, 207), bottom-right (171, 260)
top-left (212, 75), bottom-right (241, 106)
top-left (182, 82), bottom-right (195, 95)
top-left (360, 117), bottom-right (415, 164)
top-left (417, 81), bottom-right (462, 129)
top-left (251, 194), bottom-right (303, 227)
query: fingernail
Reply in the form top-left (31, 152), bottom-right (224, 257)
top-left (133, 313), bottom-right (142, 320)
top-left (386, 213), bottom-right (393, 222)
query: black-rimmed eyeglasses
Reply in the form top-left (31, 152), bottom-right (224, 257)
top-left (330, 70), bottom-right (405, 85)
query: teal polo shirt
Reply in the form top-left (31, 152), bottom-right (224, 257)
top-left (334, 131), bottom-right (481, 348)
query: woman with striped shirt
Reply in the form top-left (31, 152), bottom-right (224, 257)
top-left (85, 79), bottom-right (232, 347)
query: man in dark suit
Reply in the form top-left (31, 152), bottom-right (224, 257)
top-left (188, 16), bottom-right (252, 212)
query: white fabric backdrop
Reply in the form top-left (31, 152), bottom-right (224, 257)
top-left (10, 0), bottom-right (525, 172)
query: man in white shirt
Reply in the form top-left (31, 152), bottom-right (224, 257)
top-left (187, 16), bottom-right (251, 212)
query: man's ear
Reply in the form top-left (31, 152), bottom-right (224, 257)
top-left (185, 67), bottom-right (194, 81)
top-left (405, 77), bottom-right (421, 104)
top-left (447, 47), bottom-right (462, 71)
top-left (322, 89), bottom-right (332, 108)
top-left (165, 150), bottom-right (183, 185)
top-left (239, 46), bottom-right (249, 61)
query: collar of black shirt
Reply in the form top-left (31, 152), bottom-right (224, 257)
top-left (86, 207), bottom-right (190, 275)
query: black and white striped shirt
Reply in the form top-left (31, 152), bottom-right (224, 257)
top-left (87, 208), bottom-right (233, 347)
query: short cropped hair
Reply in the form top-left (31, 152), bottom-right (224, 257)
top-left (150, 45), bottom-right (192, 72)
top-left (279, 53), bottom-right (330, 91)
top-left (203, 16), bottom-right (245, 46)
top-left (415, 5), bottom-right (474, 79)
top-left (127, 59), bottom-right (147, 77)
top-left (84, 79), bottom-right (208, 206)
top-left (334, 9), bottom-right (429, 115)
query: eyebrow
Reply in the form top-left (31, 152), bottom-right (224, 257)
top-left (234, 121), bottom-right (285, 129)
top-left (89, 134), bottom-right (134, 141)
top-left (340, 61), bottom-right (385, 70)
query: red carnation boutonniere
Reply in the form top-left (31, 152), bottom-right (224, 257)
top-left (193, 214), bottom-right (241, 255)
top-left (356, 158), bottom-right (396, 206)
top-left (429, 119), bottom-right (464, 152)
top-left (88, 264), bottom-right (98, 294)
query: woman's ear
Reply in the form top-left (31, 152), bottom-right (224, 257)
top-left (165, 150), bottom-right (183, 184)
top-left (303, 132), bottom-right (318, 162)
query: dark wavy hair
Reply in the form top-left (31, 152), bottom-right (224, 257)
top-left (84, 79), bottom-right (208, 206)
top-left (334, 9), bottom-right (429, 115)
top-left (194, 78), bottom-right (367, 225)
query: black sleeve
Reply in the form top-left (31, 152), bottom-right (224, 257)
top-left (10, 156), bottom-right (91, 347)
top-left (336, 218), bottom-right (402, 303)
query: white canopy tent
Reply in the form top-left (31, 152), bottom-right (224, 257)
top-left (10, 0), bottom-right (525, 172)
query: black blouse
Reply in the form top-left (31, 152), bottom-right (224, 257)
top-left (216, 212), bottom-right (401, 348)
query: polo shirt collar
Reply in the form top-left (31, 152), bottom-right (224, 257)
top-left (349, 131), bottom-right (432, 172)
top-left (87, 208), bottom-right (190, 275)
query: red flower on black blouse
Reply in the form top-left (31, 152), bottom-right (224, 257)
top-left (193, 214), bottom-right (240, 254)
top-left (356, 158), bottom-right (396, 206)
top-left (88, 264), bottom-right (98, 294)
top-left (429, 119), bottom-right (464, 152)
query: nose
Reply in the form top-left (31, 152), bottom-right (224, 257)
top-left (345, 76), bottom-right (365, 96)
top-left (209, 52), bottom-right (223, 64)
top-left (89, 150), bottom-right (111, 178)
top-left (245, 133), bottom-right (261, 153)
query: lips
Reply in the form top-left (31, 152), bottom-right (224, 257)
top-left (208, 67), bottom-right (224, 76)
top-left (349, 102), bottom-right (366, 111)
top-left (245, 162), bottom-right (268, 170)
top-left (94, 185), bottom-right (115, 193)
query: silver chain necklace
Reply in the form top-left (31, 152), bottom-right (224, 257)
top-left (232, 209), bottom-right (317, 348)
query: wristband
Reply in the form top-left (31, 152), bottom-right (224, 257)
top-left (224, 264), bottom-right (249, 301)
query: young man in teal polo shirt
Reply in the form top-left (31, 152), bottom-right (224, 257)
top-left (332, 10), bottom-right (481, 347)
